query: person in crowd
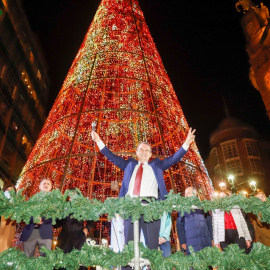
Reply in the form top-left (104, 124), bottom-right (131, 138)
top-left (176, 186), bottom-right (213, 255)
top-left (241, 209), bottom-right (255, 254)
top-left (92, 128), bottom-right (195, 269)
top-left (249, 190), bottom-right (270, 246)
top-left (236, 192), bottom-right (255, 253)
top-left (55, 189), bottom-right (94, 270)
top-left (159, 212), bottom-right (172, 257)
top-left (20, 178), bottom-right (53, 257)
top-left (212, 190), bottom-right (252, 253)
top-left (0, 185), bottom-right (17, 252)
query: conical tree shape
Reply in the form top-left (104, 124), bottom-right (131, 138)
top-left (17, 0), bottom-right (213, 200)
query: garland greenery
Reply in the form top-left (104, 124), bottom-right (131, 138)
top-left (0, 242), bottom-right (269, 270)
top-left (0, 189), bottom-right (269, 224)
top-left (0, 189), bottom-right (270, 269)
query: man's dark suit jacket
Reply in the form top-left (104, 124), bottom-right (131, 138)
top-left (100, 145), bottom-right (187, 200)
top-left (54, 215), bottom-right (94, 253)
top-left (20, 217), bottom-right (53, 241)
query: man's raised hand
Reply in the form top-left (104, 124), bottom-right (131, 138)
top-left (184, 127), bottom-right (196, 147)
top-left (91, 131), bottom-right (101, 143)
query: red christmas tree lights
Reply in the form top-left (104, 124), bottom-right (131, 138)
top-left (17, 0), bottom-right (213, 202)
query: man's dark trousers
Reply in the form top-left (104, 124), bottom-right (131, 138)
top-left (122, 215), bottom-right (160, 270)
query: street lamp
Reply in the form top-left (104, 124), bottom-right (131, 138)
top-left (227, 174), bottom-right (237, 193)
top-left (240, 190), bottom-right (248, 197)
top-left (219, 182), bottom-right (226, 190)
top-left (228, 175), bottom-right (235, 186)
top-left (249, 180), bottom-right (257, 193)
top-left (217, 171), bottom-right (258, 194)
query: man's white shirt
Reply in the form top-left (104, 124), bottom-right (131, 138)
top-left (127, 161), bottom-right (158, 198)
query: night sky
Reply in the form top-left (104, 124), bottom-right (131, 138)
top-left (22, 0), bottom-right (270, 159)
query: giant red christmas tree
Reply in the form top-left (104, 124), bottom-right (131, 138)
top-left (17, 0), bottom-right (213, 202)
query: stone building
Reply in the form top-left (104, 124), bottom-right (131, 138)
top-left (206, 117), bottom-right (270, 195)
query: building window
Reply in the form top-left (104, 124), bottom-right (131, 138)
top-left (22, 134), bottom-right (32, 156)
top-left (213, 164), bottom-right (223, 181)
top-left (210, 148), bottom-right (219, 167)
top-left (221, 140), bottom-right (239, 160)
top-left (225, 159), bottom-right (243, 175)
top-left (21, 70), bottom-right (30, 88)
top-left (10, 120), bottom-right (19, 135)
top-left (214, 165), bottom-right (222, 175)
top-left (37, 69), bottom-right (42, 80)
top-left (29, 51), bottom-right (34, 63)
top-left (244, 139), bottom-right (260, 157)
top-left (249, 158), bottom-right (264, 174)
top-left (21, 70), bottom-right (39, 106)
top-left (222, 140), bottom-right (243, 175)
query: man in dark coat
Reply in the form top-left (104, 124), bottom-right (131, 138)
top-left (55, 191), bottom-right (94, 253)
top-left (20, 179), bottom-right (53, 257)
top-left (55, 216), bottom-right (93, 254)
top-left (177, 186), bottom-right (213, 255)
top-left (54, 190), bottom-right (94, 270)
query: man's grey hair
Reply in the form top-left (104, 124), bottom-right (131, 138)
top-left (39, 178), bottom-right (52, 184)
top-left (136, 142), bottom-right (152, 152)
top-left (186, 186), bottom-right (197, 196)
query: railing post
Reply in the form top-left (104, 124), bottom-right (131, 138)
top-left (133, 219), bottom-right (140, 270)
top-left (127, 215), bottom-right (150, 269)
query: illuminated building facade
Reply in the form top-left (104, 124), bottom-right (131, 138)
top-left (206, 117), bottom-right (270, 195)
top-left (0, 0), bottom-right (50, 188)
top-left (236, 1), bottom-right (270, 119)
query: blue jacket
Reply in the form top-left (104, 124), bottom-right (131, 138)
top-left (20, 217), bottom-right (53, 241)
top-left (177, 209), bottom-right (213, 254)
top-left (100, 146), bottom-right (187, 200)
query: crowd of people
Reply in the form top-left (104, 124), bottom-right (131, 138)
top-left (0, 128), bottom-right (269, 270)
top-left (0, 179), bottom-right (94, 270)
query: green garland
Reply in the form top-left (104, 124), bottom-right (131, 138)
top-left (1, 189), bottom-right (270, 269)
top-left (0, 189), bottom-right (269, 224)
top-left (0, 242), bottom-right (269, 270)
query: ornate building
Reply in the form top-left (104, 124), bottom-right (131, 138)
top-left (0, 0), bottom-right (50, 188)
top-left (206, 117), bottom-right (270, 195)
top-left (236, 0), bottom-right (270, 119)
